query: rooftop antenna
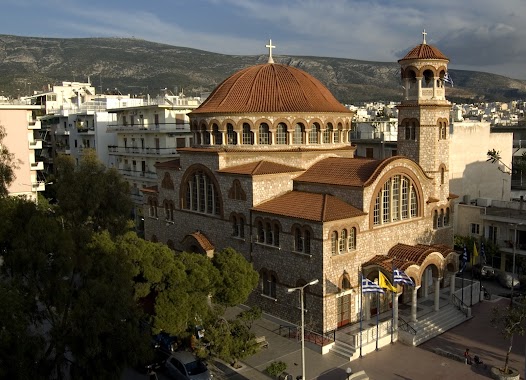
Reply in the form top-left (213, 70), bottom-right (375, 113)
top-left (266, 39), bottom-right (275, 64)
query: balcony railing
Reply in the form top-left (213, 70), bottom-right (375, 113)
top-left (118, 168), bottom-right (157, 180)
top-left (108, 146), bottom-right (178, 156)
top-left (106, 123), bottom-right (190, 133)
top-left (29, 140), bottom-right (43, 150)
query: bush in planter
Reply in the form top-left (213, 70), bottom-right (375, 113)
top-left (265, 361), bottom-right (287, 378)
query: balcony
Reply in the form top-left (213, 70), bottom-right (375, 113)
top-left (106, 123), bottom-right (190, 133)
top-left (30, 161), bottom-right (44, 171)
top-left (28, 120), bottom-right (42, 130)
top-left (118, 168), bottom-right (157, 181)
top-left (29, 140), bottom-right (42, 150)
top-left (31, 181), bottom-right (46, 192)
top-left (108, 146), bottom-right (178, 156)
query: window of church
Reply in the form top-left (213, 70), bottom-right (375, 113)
top-left (334, 129), bottom-right (340, 143)
top-left (295, 228), bottom-right (303, 252)
top-left (348, 227), bottom-right (356, 250)
top-left (438, 209), bottom-right (444, 228)
top-left (444, 208), bottom-right (450, 226)
top-left (227, 123), bottom-right (237, 145)
top-left (438, 121), bottom-right (447, 140)
top-left (203, 130), bottom-right (211, 145)
top-left (440, 167), bottom-right (445, 184)
top-left (183, 170), bottom-right (220, 216)
top-left (293, 124), bottom-right (304, 144)
top-left (242, 123), bottom-right (253, 145)
top-left (232, 217), bottom-right (239, 237)
top-left (273, 224), bottom-right (280, 247)
top-left (212, 124), bottom-right (222, 145)
top-left (262, 271), bottom-right (277, 298)
top-left (331, 231), bottom-right (338, 255)
top-left (323, 124), bottom-right (333, 144)
top-left (339, 229), bottom-right (347, 253)
top-left (304, 230), bottom-right (311, 254)
top-left (257, 221), bottom-right (265, 242)
top-left (433, 210), bottom-right (438, 229)
top-left (374, 175), bottom-right (419, 226)
top-left (276, 123), bottom-right (287, 145)
top-left (259, 123), bottom-right (270, 145)
top-left (228, 179), bottom-right (246, 201)
top-left (309, 124), bottom-right (319, 144)
top-left (231, 214), bottom-right (245, 238)
top-left (265, 222), bottom-right (273, 245)
top-left (293, 226), bottom-right (311, 254)
top-left (148, 197), bottom-right (158, 218)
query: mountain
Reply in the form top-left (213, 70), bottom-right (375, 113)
top-left (1, 34), bottom-right (526, 104)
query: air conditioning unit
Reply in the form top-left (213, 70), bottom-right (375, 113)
top-left (477, 198), bottom-right (492, 207)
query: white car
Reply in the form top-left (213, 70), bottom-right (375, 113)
top-left (165, 351), bottom-right (212, 380)
top-left (498, 271), bottom-right (520, 289)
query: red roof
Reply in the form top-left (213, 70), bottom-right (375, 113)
top-left (294, 157), bottom-right (383, 187)
top-left (217, 160), bottom-right (304, 176)
top-left (190, 63), bottom-right (352, 114)
top-left (252, 191), bottom-right (366, 222)
top-left (399, 43), bottom-right (449, 62)
top-left (140, 185), bottom-right (158, 194)
top-left (154, 159), bottom-right (181, 170)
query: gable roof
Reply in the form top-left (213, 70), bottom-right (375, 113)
top-left (252, 191), bottom-right (366, 222)
top-left (217, 160), bottom-right (304, 176)
top-left (294, 157), bottom-right (383, 187)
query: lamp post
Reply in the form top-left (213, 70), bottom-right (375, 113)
top-left (510, 224), bottom-right (519, 306)
top-left (346, 367), bottom-right (353, 379)
top-left (287, 279), bottom-right (319, 380)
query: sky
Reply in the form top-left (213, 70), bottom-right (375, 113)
top-left (1, 0), bottom-right (525, 79)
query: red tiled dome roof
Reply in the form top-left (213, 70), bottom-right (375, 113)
top-left (398, 43), bottom-right (448, 62)
top-left (190, 63), bottom-right (351, 114)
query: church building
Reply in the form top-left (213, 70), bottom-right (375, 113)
top-left (143, 35), bottom-right (458, 337)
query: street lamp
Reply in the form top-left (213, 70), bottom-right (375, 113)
top-left (287, 278), bottom-right (319, 380)
top-left (510, 223), bottom-right (522, 306)
top-left (346, 367), bottom-right (353, 379)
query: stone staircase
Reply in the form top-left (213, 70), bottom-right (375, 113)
top-left (329, 339), bottom-right (356, 360)
top-left (399, 303), bottom-right (470, 346)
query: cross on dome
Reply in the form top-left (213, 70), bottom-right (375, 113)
top-left (422, 29), bottom-right (427, 44)
top-left (266, 39), bottom-right (275, 64)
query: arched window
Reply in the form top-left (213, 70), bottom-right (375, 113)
top-left (433, 210), bottom-right (438, 229)
top-left (212, 124), bottom-right (222, 145)
top-left (273, 223), bottom-right (280, 247)
top-left (339, 229), bottom-right (347, 253)
top-left (242, 123), bottom-right (254, 145)
top-left (203, 130), bottom-right (211, 144)
top-left (373, 174), bottom-right (419, 226)
top-left (438, 209), bottom-right (444, 228)
top-left (293, 123), bottom-right (304, 144)
top-left (323, 124), bottom-right (333, 143)
top-left (295, 227), bottom-right (303, 252)
top-left (341, 276), bottom-right (351, 290)
top-left (257, 221), bottom-right (265, 242)
top-left (445, 208), bottom-right (450, 226)
top-left (164, 200), bottom-right (174, 221)
top-left (331, 231), bottom-right (338, 255)
top-left (309, 124), bottom-right (319, 144)
top-left (403, 119), bottom-right (417, 141)
top-left (148, 197), bottom-right (158, 218)
top-left (231, 214), bottom-right (245, 238)
top-left (265, 222), bottom-right (273, 245)
top-left (259, 123), bottom-right (270, 145)
top-left (262, 271), bottom-right (277, 298)
top-left (182, 168), bottom-right (221, 215)
top-left (439, 121), bottom-right (447, 140)
top-left (440, 167), bottom-right (445, 185)
top-left (293, 226), bottom-right (311, 254)
top-left (423, 69), bottom-right (433, 87)
top-left (348, 227), bottom-right (356, 250)
top-left (228, 179), bottom-right (246, 200)
top-left (334, 124), bottom-right (341, 143)
top-left (276, 123), bottom-right (287, 145)
top-left (232, 215), bottom-right (239, 236)
top-left (304, 230), bottom-right (311, 254)
top-left (227, 123), bottom-right (237, 145)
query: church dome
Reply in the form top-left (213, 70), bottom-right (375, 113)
top-left (398, 43), bottom-right (449, 62)
top-left (190, 63), bottom-right (351, 114)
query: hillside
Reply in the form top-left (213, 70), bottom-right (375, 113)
top-left (1, 34), bottom-right (525, 103)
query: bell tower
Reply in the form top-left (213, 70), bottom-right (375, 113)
top-left (397, 31), bottom-right (451, 201)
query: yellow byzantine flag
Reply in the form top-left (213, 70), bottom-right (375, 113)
top-left (379, 272), bottom-right (397, 292)
top-left (473, 242), bottom-right (479, 264)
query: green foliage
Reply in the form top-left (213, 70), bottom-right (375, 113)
top-left (0, 123), bottom-right (19, 197)
top-left (205, 308), bottom-right (262, 364)
top-left (212, 247), bottom-right (259, 306)
top-left (55, 151), bottom-right (132, 237)
top-left (490, 296), bottom-right (526, 373)
top-left (265, 361), bottom-right (287, 377)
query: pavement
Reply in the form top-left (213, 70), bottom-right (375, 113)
top-left (124, 287), bottom-right (526, 380)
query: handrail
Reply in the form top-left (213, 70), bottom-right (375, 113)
top-left (451, 294), bottom-right (470, 317)
top-left (278, 325), bottom-right (335, 346)
top-left (398, 316), bottom-right (417, 335)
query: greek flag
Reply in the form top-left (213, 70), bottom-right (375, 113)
top-left (481, 242), bottom-right (486, 264)
top-left (393, 268), bottom-right (415, 286)
top-left (443, 72), bottom-right (454, 87)
top-left (459, 245), bottom-right (468, 272)
top-left (361, 275), bottom-right (385, 294)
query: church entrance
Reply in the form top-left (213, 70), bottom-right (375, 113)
top-left (337, 294), bottom-right (352, 327)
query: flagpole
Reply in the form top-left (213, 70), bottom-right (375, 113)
top-left (359, 266), bottom-right (363, 358)
top-left (461, 245), bottom-right (465, 306)
top-left (391, 261), bottom-right (395, 344)
top-left (376, 291), bottom-right (379, 351)
top-left (470, 248), bottom-right (473, 307)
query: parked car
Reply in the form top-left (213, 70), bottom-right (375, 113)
top-left (498, 271), bottom-right (520, 289)
top-left (472, 264), bottom-right (496, 279)
top-left (165, 351), bottom-right (212, 380)
top-left (153, 331), bottom-right (178, 354)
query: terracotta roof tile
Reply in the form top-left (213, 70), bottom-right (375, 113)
top-left (184, 231), bottom-right (214, 251)
top-left (154, 159), bottom-right (181, 170)
top-left (294, 157), bottom-right (383, 187)
top-left (399, 43), bottom-right (448, 62)
top-left (217, 160), bottom-right (304, 176)
top-left (252, 191), bottom-right (366, 222)
top-left (190, 63), bottom-right (352, 114)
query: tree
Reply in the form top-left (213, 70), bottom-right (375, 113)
top-left (212, 247), bottom-right (259, 307)
top-left (54, 151), bottom-right (132, 237)
top-left (490, 296), bottom-right (526, 374)
top-left (0, 190), bottom-right (150, 379)
top-left (0, 123), bottom-right (19, 197)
